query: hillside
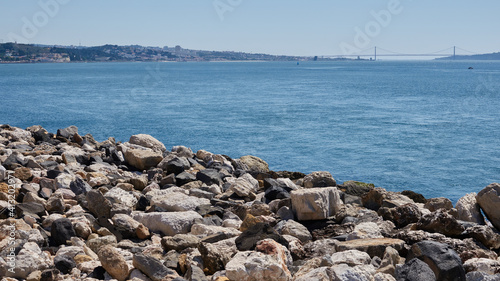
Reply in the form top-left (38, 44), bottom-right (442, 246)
top-left (436, 51), bottom-right (500, 60)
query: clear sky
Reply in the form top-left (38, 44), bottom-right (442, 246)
top-left (1, 0), bottom-right (499, 57)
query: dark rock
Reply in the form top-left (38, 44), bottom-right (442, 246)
top-left (416, 209), bottom-right (465, 236)
top-left (166, 157), bottom-right (190, 175)
top-left (54, 255), bottom-right (76, 274)
top-left (265, 185), bottom-right (290, 201)
top-left (33, 127), bottom-right (53, 143)
top-left (69, 176), bottom-right (91, 195)
top-left (407, 240), bottom-right (466, 281)
top-left (41, 161), bottom-right (60, 170)
top-left (466, 225), bottom-right (500, 250)
top-left (396, 258), bottom-right (436, 281)
top-left (86, 189), bottom-right (112, 220)
top-left (401, 190), bottom-right (427, 204)
top-left (51, 218), bottom-right (76, 246)
top-left (148, 168), bottom-right (163, 182)
top-left (3, 153), bottom-right (27, 169)
top-left (175, 171), bottom-right (196, 186)
top-left (46, 169), bottom-right (62, 179)
top-left (196, 169), bottom-right (222, 186)
top-left (89, 266), bottom-right (106, 279)
top-left (57, 125), bottom-right (78, 140)
top-left (273, 170), bottom-right (307, 180)
top-left (136, 195), bottom-right (150, 211)
top-left (133, 253), bottom-right (180, 281)
top-left (195, 204), bottom-right (224, 218)
top-left (193, 215), bottom-right (223, 226)
top-left (339, 180), bottom-right (374, 197)
top-left (40, 269), bottom-right (58, 281)
top-left (39, 177), bottom-right (55, 190)
top-left (425, 197), bottom-right (453, 212)
top-left (392, 203), bottom-right (422, 228)
top-left (15, 202), bottom-right (46, 218)
top-left (161, 234), bottom-right (200, 252)
top-left (235, 222), bottom-right (288, 251)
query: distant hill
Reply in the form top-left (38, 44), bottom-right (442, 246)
top-left (436, 52), bottom-right (500, 60)
top-left (0, 43), bottom-right (325, 63)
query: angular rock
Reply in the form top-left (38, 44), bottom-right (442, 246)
top-left (346, 222), bottom-right (384, 240)
top-left (162, 234), bottom-right (200, 252)
top-left (340, 180), bottom-right (374, 197)
top-left (274, 220), bottom-right (312, 243)
top-left (191, 223), bottom-right (241, 238)
top-left (303, 171), bottom-right (336, 188)
top-left (104, 187), bottom-right (138, 209)
top-left (86, 189), bottom-right (112, 219)
top-left (165, 157), bottom-right (190, 175)
top-left (466, 225), bottom-right (500, 250)
top-left (424, 197), bottom-right (453, 212)
top-left (0, 242), bottom-right (52, 279)
top-left (196, 169), bottom-right (222, 186)
top-left (14, 167), bottom-right (32, 181)
top-left (228, 175), bottom-right (259, 198)
top-left (291, 187), bottom-right (343, 221)
top-left (391, 203), bottom-right (422, 228)
top-left (238, 155), bottom-right (269, 173)
top-left (477, 183), bottom-right (500, 231)
top-left (199, 238), bottom-right (238, 275)
top-left (69, 176), bottom-right (91, 195)
top-left (86, 235), bottom-right (118, 253)
top-left (323, 249), bottom-right (371, 267)
top-left (463, 258), bottom-right (500, 275)
top-left (337, 238), bottom-right (405, 259)
top-left (129, 134), bottom-right (166, 153)
top-left (416, 209), bottom-right (465, 236)
top-left (133, 211), bottom-right (202, 236)
top-left (395, 258), bottom-right (436, 281)
top-left (124, 148), bottom-right (163, 171)
top-left (133, 253), bottom-right (180, 281)
top-left (97, 245), bottom-right (129, 281)
top-left (330, 264), bottom-right (376, 281)
top-left (57, 125), bottom-right (78, 140)
top-left (54, 255), bottom-right (76, 274)
top-left (151, 192), bottom-right (210, 212)
top-left (401, 190), bottom-right (427, 204)
top-left (407, 240), bottom-right (466, 281)
top-left (456, 193), bottom-right (485, 224)
top-left (176, 171), bottom-right (197, 186)
top-left (362, 188), bottom-right (414, 211)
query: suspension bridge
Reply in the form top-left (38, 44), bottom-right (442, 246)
top-left (322, 46), bottom-right (479, 60)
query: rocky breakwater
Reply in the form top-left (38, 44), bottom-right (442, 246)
top-left (1, 124), bottom-right (500, 281)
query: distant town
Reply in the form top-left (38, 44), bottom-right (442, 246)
top-left (0, 43), bottom-right (343, 63)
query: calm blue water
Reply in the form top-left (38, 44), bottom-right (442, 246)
top-left (1, 61), bottom-right (500, 203)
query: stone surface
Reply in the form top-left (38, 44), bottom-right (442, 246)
top-left (161, 234), bottom-right (201, 252)
top-left (51, 218), bottom-right (76, 246)
top-left (133, 211), bottom-right (202, 236)
top-left (238, 155), bottom-right (269, 173)
top-left (395, 258), bottom-right (436, 281)
top-left (133, 253), bottom-right (180, 281)
top-left (291, 187), bottom-right (343, 221)
top-left (336, 238), bottom-right (405, 259)
top-left (97, 245), bottom-right (129, 281)
top-left (274, 220), bottom-right (312, 243)
top-left (463, 258), bottom-right (500, 275)
top-left (323, 249), bottom-right (371, 267)
top-left (477, 183), bottom-right (500, 231)
top-left (0, 242), bottom-right (52, 279)
top-left (129, 134), bottom-right (166, 153)
top-left (302, 171), bottom-right (336, 188)
top-left (424, 197), bottom-right (453, 212)
top-left (151, 192), bottom-right (210, 212)
top-left (124, 148), bottom-right (163, 171)
top-left (199, 238), bottom-right (238, 275)
top-left (235, 222), bottom-right (288, 251)
top-left (407, 240), bottom-right (466, 281)
top-left (362, 188), bottom-right (414, 211)
top-left (416, 209), bottom-right (465, 236)
top-left (456, 192), bottom-right (485, 224)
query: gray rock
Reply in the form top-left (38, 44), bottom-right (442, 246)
top-left (196, 169), bottom-right (222, 186)
top-left (124, 148), bottom-right (163, 171)
top-left (303, 171), bottom-right (336, 188)
top-left (133, 211), bottom-right (202, 236)
top-left (57, 125), bottom-right (78, 140)
top-left (151, 192), bottom-right (210, 212)
top-left (133, 253), bottom-right (180, 281)
top-left (274, 220), bottom-right (312, 243)
top-left (424, 197), bottom-right (453, 212)
top-left (104, 187), bottom-right (138, 209)
top-left (416, 209), bottom-right (465, 236)
top-left (86, 189), bottom-right (112, 219)
top-left (238, 155), bottom-right (269, 173)
top-left (161, 234), bottom-right (201, 252)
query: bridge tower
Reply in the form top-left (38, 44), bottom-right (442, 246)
top-left (374, 46), bottom-right (377, 61)
top-left (453, 46), bottom-right (456, 60)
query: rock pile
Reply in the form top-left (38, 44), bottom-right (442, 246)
top-left (1, 124), bottom-right (500, 281)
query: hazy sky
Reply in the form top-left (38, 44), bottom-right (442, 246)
top-left (1, 0), bottom-right (499, 56)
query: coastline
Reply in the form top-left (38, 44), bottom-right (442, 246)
top-left (1, 124), bottom-right (500, 280)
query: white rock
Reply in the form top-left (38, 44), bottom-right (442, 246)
top-left (151, 192), bottom-right (210, 212)
top-left (456, 193), bottom-right (485, 224)
top-left (104, 187), bottom-right (138, 209)
top-left (133, 211), bottom-right (202, 236)
top-left (346, 222), bottom-right (383, 241)
top-left (330, 264), bottom-right (376, 281)
top-left (274, 220), bottom-right (312, 243)
top-left (55, 173), bottom-right (76, 189)
top-left (374, 272), bottom-right (397, 281)
top-left (463, 258), bottom-right (500, 275)
top-left (293, 267), bottom-right (333, 281)
top-left (0, 165), bottom-right (6, 181)
top-left (228, 174), bottom-right (258, 197)
top-left (56, 246), bottom-right (86, 259)
top-left (129, 134), bottom-right (166, 153)
top-left (226, 251), bottom-right (291, 281)
top-left (291, 187), bottom-right (343, 221)
top-left (190, 224), bottom-right (241, 237)
top-left (324, 250), bottom-right (371, 267)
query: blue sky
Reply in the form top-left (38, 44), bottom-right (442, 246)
top-left (1, 0), bottom-right (499, 56)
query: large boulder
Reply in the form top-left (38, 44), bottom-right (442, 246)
top-left (129, 134), bottom-right (166, 153)
top-left (274, 220), bottom-right (312, 243)
top-left (416, 209), bottom-right (465, 237)
top-left (235, 222), bottom-right (288, 251)
top-left (291, 187), bottom-right (343, 220)
top-left (51, 218), bottom-right (77, 246)
top-left (226, 239), bottom-right (292, 281)
top-left (151, 192), bottom-right (210, 212)
top-left (302, 171), bottom-right (336, 188)
top-left (124, 148), bottom-right (163, 171)
top-left (238, 155), bottom-right (270, 173)
top-left (424, 197), bottom-right (453, 212)
top-left (477, 183), bottom-right (500, 230)
top-left (362, 188), bottom-right (414, 211)
top-left (0, 242), bottom-right (52, 279)
top-left (133, 211), bottom-right (202, 236)
top-left (456, 193), bottom-right (485, 224)
top-left (132, 253), bottom-right (180, 281)
top-left (407, 240), bottom-right (466, 281)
